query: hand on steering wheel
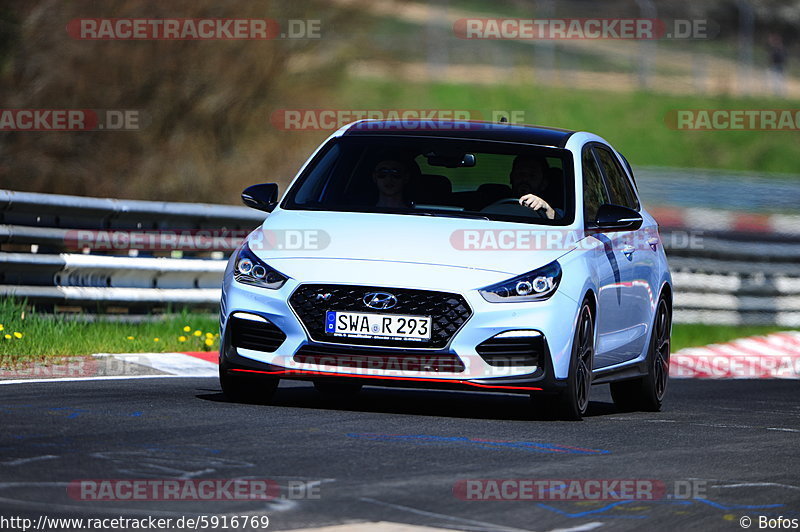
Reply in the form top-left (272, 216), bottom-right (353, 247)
top-left (519, 194), bottom-right (555, 219)
top-left (480, 197), bottom-right (549, 218)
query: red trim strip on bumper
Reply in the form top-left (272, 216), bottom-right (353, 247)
top-left (230, 368), bottom-right (542, 391)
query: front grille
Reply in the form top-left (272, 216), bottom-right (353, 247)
top-left (289, 284), bottom-right (472, 348)
top-left (230, 315), bottom-right (287, 352)
top-left (294, 344), bottom-right (465, 373)
top-left (475, 335), bottom-right (544, 367)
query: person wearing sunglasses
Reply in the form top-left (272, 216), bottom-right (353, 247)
top-left (372, 159), bottom-right (413, 208)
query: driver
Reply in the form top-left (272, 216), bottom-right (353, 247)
top-left (510, 155), bottom-right (558, 220)
top-left (372, 159), bottom-right (413, 208)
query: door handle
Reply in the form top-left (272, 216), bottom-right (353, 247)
top-left (622, 244), bottom-right (635, 259)
top-left (647, 237), bottom-right (659, 251)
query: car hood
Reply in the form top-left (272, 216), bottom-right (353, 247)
top-left (249, 209), bottom-right (577, 279)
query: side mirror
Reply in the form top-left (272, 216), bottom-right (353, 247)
top-left (594, 204), bottom-right (642, 232)
top-left (241, 183), bottom-right (279, 213)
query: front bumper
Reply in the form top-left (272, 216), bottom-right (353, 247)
top-left (220, 274), bottom-right (580, 392)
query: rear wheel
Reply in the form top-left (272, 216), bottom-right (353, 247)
top-left (610, 297), bottom-right (671, 412)
top-left (219, 361), bottom-right (279, 404)
top-left (533, 302), bottom-right (594, 421)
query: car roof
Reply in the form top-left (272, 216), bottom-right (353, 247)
top-left (341, 120), bottom-right (576, 148)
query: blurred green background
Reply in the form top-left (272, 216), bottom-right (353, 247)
top-left (1, 0), bottom-right (798, 202)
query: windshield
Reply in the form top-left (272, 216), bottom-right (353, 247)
top-left (283, 136), bottom-right (575, 225)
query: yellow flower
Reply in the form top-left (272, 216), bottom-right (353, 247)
top-left (183, 326), bottom-right (191, 332)
top-left (193, 330), bottom-right (202, 337)
top-left (178, 336), bottom-right (187, 342)
top-left (204, 338), bottom-right (214, 347)
top-left (13, 332), bottom-right (23, 339)
top-left (3, 334), bottom-right (10, 340)
top-left (205, 332), bottom-right (214, 338)
top-left (153, 337), bottom-right (160, 342)
top-left (0, 324), bottom-right (4, 331)
top-left (126, 336), bottom-right (135, 340)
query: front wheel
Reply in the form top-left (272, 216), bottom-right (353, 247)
top-left (533, 302), bottom-right (594, 421)
top-left (219, 361), bottom-right (279, 404)
top-left (610, 297), bottom-right (671, 412)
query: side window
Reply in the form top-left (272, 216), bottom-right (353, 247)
top-left (619, 153), bottom-right (638, 190)
top-left (582, 148), bottom-right (609, 225)
top-left (594, 146), bottom-right (639, 210)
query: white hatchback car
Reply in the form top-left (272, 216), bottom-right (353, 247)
top-left (219, 120), bottom-right (672, 420)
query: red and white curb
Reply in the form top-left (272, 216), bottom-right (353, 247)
top-left (100, 351), bottom-right (218, 377)
top-left (0, 351), bottom-right (219, 384)
top-left (670, 331), bottom-right (800, 379)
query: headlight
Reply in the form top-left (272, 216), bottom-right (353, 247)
top-left (479, 261), bottom-right (561, 302)
top-left (233, 243), bottom-right (288, 290)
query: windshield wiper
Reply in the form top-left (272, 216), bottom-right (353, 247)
top-left (399, 210), bottom-right (490, 220)
top-left (425, 211), bottom-right (490, 220)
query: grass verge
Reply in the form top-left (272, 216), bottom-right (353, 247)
top-left (0, 299), bottom-right (219, 367)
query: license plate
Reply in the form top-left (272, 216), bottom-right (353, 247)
top-left (325, 311), bottom-right (432, 341)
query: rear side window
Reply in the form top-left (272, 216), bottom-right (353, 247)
top-left (594, 145), bottom-right (639, 210)
top-left (619, 153), bottom-right (638, 190)
top-left (582, 148), bottom-right (608, 224)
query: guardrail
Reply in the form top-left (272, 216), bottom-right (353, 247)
top-left (0, 189), bottom-right (265, 230)
top-left (2, 189), bottom-right (799, 325)
top-left (1, 189), bottom-right (260, 312)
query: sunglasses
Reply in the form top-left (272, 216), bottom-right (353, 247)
top-left (375, 168), bottom-right (404, 178)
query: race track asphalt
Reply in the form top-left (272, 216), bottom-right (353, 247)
top-left (0, 377), bottom-right (798, 531)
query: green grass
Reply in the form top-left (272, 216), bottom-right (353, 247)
top-left (670, 323), bottom-right (796, 351)
top-left (0, 299), bottom-right (219, 368)
top-left (0, 299), bottom-right (795, 369)
top-left (335, 78), bottom-right (800, 174)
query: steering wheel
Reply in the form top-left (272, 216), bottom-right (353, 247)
top-left (480, 197), bottom-right (548, 218)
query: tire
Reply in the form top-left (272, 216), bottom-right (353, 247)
top-left (533, 302), bottom-right (594, 421)
top-left (610, 297), bottom-right (671, 412)
top-left (219, 361), bottom-right (279, 404)
top-left (314, 380), bottom-right (363, 399)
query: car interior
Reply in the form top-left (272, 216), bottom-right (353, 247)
top-left (341, 151), bottom-right (567, 216)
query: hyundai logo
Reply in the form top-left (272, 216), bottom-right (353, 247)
top-left (363, 292), bottom-right (398, 310)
